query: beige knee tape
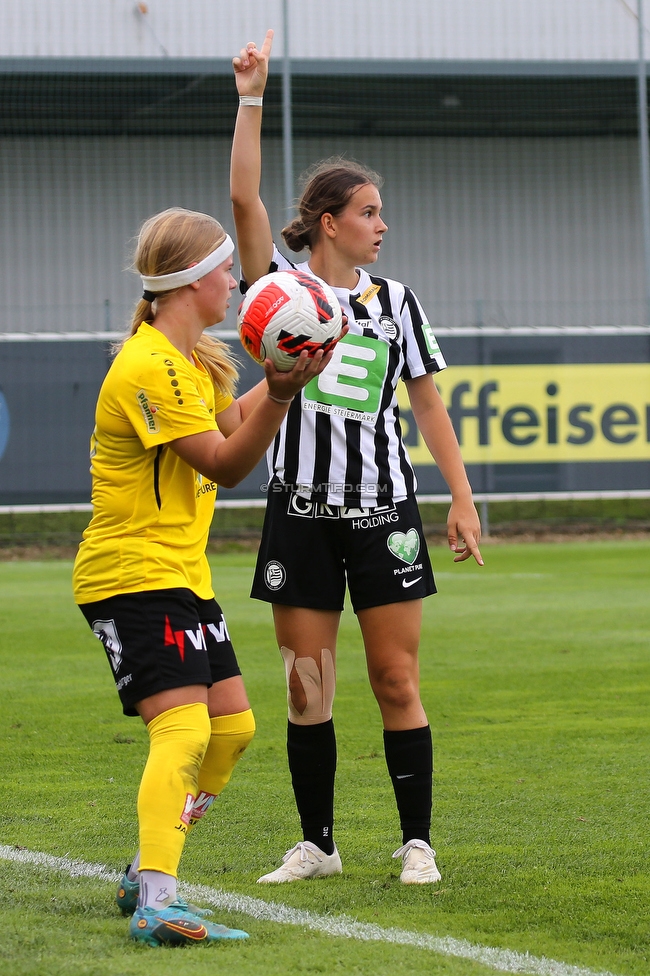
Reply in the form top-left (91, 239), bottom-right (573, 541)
top-left (280, 646), bottom-right (336, 725)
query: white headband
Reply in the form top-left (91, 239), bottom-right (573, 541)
top-left (141, 234), bottom-right (234, 295)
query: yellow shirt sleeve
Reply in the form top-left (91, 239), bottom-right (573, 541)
top-left (117, 350), bottom-right (226, 448)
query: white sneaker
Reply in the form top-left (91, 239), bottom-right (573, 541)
top-left (392, 839), bottom-right (442, 884)
top-left (257, 842), bottom-right (342, 883)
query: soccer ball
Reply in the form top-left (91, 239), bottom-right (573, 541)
top-left (237, 270), bottom-right (343, 372)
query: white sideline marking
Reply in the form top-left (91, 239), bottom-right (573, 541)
top-left (0, 845), bottom-right (617, 976)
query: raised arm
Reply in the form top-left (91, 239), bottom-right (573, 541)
top-left (231, 29), bottom-right (275, 286)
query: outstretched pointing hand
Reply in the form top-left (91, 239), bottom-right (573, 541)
top-left (233, 28), bottom-right (274, 97)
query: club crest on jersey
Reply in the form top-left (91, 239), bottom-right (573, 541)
top-left (92, 618), bottom-right (123, 672)
top-left (379, 315), bottom-right (399, 340)
top-left (265, 560), bottom-right (286, 590)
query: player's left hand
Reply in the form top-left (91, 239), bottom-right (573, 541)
top-left (262, 320), bottom-right (349, 401)
top-left (447, 499), bottom-right (484, 566)
top-left (263, 344), bottom-right (335, 401)
top-left (233, 29), bottom-right (274, 97)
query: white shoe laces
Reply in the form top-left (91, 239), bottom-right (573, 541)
top-left (392, 839), bottom-right (436, 859)
top-left (282, 841), bottom-right (325, 864)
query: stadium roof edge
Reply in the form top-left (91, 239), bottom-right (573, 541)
top-left (0, 57), bottom-right (646, 77)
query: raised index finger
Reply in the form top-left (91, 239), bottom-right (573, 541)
top-left (260, 28), bottom-right (274, 58)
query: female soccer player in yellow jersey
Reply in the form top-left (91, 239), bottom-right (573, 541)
top-left (72, 207), bottom-right (335, 946)
top-left (231, 33), bottom-right (483, 887)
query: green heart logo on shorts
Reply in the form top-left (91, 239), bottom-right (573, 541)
top-left (387, 529), bottom-right (420, 564)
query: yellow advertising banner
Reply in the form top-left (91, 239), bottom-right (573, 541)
top-left (398, 364), bottom-right (650, 464)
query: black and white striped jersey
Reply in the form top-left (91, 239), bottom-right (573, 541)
top-left (257, 246), bottom-right (447, 507)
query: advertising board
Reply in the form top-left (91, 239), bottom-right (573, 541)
top-left (0, 330), bottom-right (647, 505)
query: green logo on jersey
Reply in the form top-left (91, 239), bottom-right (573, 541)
top-left (303, 334), bottom-right (389, 420)
top-left (387, 529), bottom-right (420, 564)
top-left (422, 323), bottom-right (440, 358)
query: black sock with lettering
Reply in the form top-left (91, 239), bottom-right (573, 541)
top-left (287, 719), bottom-right (336, 855)
top-left (383, 726), bottom-right (432, 846)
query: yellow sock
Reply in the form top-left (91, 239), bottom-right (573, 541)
top-left (188, 708), bottom-right (256, 827)
top-left (137, 702), bottom-right (211, 876)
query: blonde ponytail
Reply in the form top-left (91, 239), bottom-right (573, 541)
top-left (193, 333), bottom-right (239, 397)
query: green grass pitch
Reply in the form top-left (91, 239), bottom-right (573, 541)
top-left (1, 540), bottom-right (648, 976)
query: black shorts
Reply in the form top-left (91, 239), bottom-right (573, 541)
top-left (78, 588), bottom-right (241, 716)
top-left (251, 483), bottom-right (436, 612)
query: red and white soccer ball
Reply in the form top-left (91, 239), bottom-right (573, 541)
top-left (237, 270), bottom-right (343, 372)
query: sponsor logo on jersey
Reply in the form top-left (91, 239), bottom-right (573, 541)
top-left (288, 494), bottom-right (341, 518)
top-left (350, 509), bottom-right (399, 529)
top-left (265, 560), bottom-right (286, 590)
top-left (356, 283), bottom-right (382, 306)
top-left (387, 528), bottom-right (421, 564)
top-left (136, 389), bottom-right (160, 433)
top-left (92, 618), bottom-right (123, 672)
top-left (204, 618), bottom-right (231, 643)
top-left (402, 577), bottom-right (423, 588)
top-left (303, 333), bottom-right (389, 421)
top-left (287, 495), bottom-right (397, 523)
top-left (196, 477), bottom-right (217, 498)
top-left (421, 323), bottom-right (440, 358)
top-left (180, 792), bottom-right (195, 826)
top-left (394, 562), bottom-right (424, 578)
top-left (189, 790), bottom-right (217, 823)
top-left (164, 615), bottom-right (208, 662)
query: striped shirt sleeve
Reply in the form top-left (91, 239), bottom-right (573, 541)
top-left (400, 285), bottom-right (447, 380)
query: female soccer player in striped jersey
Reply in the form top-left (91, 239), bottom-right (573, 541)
top-left (231, 32), bottom-right (483, 886)
top-left (73, 207), bottom-right (332, 944)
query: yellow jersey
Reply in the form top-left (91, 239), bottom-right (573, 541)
top-left (73, 323), bottom-right (232, 604)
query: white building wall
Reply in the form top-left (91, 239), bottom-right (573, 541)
top-left (0, 0), bottom-right (645, 62)
top-left (0, 134), bottom-right (643, 334)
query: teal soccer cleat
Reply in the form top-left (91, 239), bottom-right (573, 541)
top-left (115, 870), bottom-right (140, 915)
top-left (129, 901), bottom-right (249, 946)
top-left (116, 866), bottom-right (213, 917)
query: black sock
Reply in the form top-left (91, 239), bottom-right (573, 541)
top-left (383, 726), bottom-right (432, 846)
top-left (287, 719), bottom-right (336, 855)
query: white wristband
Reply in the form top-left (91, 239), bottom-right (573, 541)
top-left (267, 391), bottom-right (294, 405)
top-left (239, 95), bottom-right (263, 107)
